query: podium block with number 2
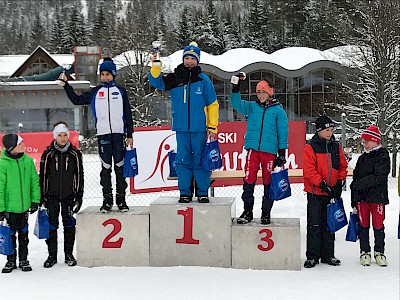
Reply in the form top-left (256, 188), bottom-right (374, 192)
top-left (150, 197), bottom-right (235, 267)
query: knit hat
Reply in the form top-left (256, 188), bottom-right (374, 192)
top-left (361, 125), bottom-right (381, 143)
top-left (182, 42), bottom-right (201, 64)
top-left (53, 123), bottom-right (70, 139)
top-left (99, 58), bottom-right (117, 78)
top-left (315, 116), bottom-right (335, 132)
top-left (256, 80), bottom-right (274, 97)
top-left (2, 134), bottom-right (23, 152)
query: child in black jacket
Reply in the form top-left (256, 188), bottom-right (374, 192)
top-left (350, 125), bottom-right (390, 267)
top-left (39, 121), bottom-right (84, 268)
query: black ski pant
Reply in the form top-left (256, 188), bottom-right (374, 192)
top-left (242, 182), bottom-right (274, 213)
top-left (5, 212), bottom-right (29, 262)
top-left (306, 193), bottom-right (335, 260)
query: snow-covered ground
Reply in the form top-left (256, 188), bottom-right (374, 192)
top-left (0, 183), bottom-right (398, 299)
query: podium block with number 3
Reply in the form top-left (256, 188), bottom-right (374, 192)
top-left (150, 197), bottom-right (235, 267)
top-left (76, 206), bottom-right (150, 267)
top-left (232, 218), bottom-right (301, 270)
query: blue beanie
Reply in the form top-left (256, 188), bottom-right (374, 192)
top-left (99, 59), bottom-right (117, 78)
top-left (182, 42), bottom-right (200, 64)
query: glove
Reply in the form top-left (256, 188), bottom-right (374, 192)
top-left (30, 202), bottom-right (39, 214)
top-left (332, 180), bottom-right (343, 199)
top-left (231, 72), bottom-right (246, 93)
top-left (56, 73), bottom-right (67, 87)
top-left (351, 201), bottom-right (357, 208)
top-left (319, 181), bottom-right (334, 198)
top-left (73, 197), bottom-right (82, 214)
top-left (0, 211), bottom-right (5, 221)
top-left (274, 149), bottom-right (286, 167)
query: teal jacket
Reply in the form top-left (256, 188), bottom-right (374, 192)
top-left (230, 92), bottom-right (288, 154)
top-left (0, 149), bottom-right (40, 213)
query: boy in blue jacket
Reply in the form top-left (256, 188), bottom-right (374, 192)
top-left (148, 42), bottom-right (219, 203)
top-left (230, 76), bottom-right (288, 225)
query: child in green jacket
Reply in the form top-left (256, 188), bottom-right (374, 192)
top-left (0, 134), bottom-right (40, 273)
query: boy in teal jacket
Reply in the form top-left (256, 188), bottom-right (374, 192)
top-left (0, 134), bottom-right (40, 273)
top-left (230, 76), bottom-right (288, 225)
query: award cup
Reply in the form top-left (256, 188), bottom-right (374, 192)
top-left (151, 40), bottom-right (162, 77)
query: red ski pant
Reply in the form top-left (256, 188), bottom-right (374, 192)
top-left (356, 202), bottom-right (385, 230)
top-left (243, 149), bottom-right (275, 185)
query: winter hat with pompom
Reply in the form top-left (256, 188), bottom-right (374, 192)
top-left (361, 125), bottom-right (381, 143)
top-left (182, 42), bottom-right (201, 64)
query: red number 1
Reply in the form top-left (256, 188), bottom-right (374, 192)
top-left (102, 218), bottom-right (124, 248)
top-left (176, 207), bottom-right (200, 245)
top-left (258, 228), bottom-right (274, 251)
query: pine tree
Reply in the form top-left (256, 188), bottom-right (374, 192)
top-left (30, 13), bottom-right (47, 51)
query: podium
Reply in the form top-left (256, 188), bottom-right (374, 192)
top-left (150, 197), bottom-right (235, 267)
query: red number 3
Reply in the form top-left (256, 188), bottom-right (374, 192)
top-left (258, 228), bottom-right (274, 251)
top-left (102, 219), bottom-right (124, 248)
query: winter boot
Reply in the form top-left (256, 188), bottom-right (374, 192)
top-left (261, 211), bottom-right (271, 225)
top-left (65, 253), bottom-right (77, 267)
top-left (44, 255), bottom-right (57, 268)
top-left (360, 251), bottom-right (371, 266)
top-left (2, 260), bottom-right (17, 273)
top-left (237, 210), bottom-right (253, 224)
top-left (116, 193), bottom-right (129, 212)
top-left (19, 260), bottom-right (32, 272)
top-left (321, 257), bottom-right (341, 266)
top-left (304, 259), bottom-right (319, 268)
top-left (178, 195), bottom-right (192, 203)
top-left (100, 194), bottom-right (113, 213)
top-left (374, 252), bottom-right (387, 267)
top-left (197, 196), bottom-right (210, 203)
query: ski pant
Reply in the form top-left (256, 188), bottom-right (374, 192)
top-left (242, 149), bottom-right (275, 212)
top-left (306, 193), bottom-right (335, 260)
top-left (356, 202), bottom-right (385, 253)
top-left (46, 197), bottom-right (76, 255)
top-left (175, 131), bottom-right (210, 196)
top-left (98, 133), bottom-right (127, 202)
top-left (5, 212), bottom-right (29, 262)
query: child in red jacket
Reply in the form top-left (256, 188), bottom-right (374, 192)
top-left (302, 116), bottom-right (348, 268)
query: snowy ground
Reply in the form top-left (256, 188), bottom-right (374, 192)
top-left (0, 185), bottom-right (398, 300)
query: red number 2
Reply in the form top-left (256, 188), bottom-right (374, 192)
top-left (176, 207), bottom-right (200, 245)
top-left (258, 228), bottom-right (274, 251)
top-left (102, 218), bottom-right (124, 248)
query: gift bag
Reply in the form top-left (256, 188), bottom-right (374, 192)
top-left (345, 210), bottom-right (359, 242)
top-left (123, 148), bottom-right (138, 178)
top-left (327, 197), bottom-right (348, 232)
top-left (0, 221), bottom-right (14, 255)
top-left (269, 167), bottom-right (291, 200)
top-left (168, 150), bottom-right (177, 178)
top-left (34, 207), bottom-right (50, 239)
top-left (202, 140), bottom-right (223, 172)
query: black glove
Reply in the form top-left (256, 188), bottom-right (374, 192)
top-left (0, 211), bottom-right (5, 221)
top-left (274, 149), bottom-right (286, 167)
top-left (351, 201), bottom-right (357, 208)
top-left (30, 202), bottom-right (39, 214)
top-left (319, 181), bottom-right (334, 198)
top-left (332, 180), bottom-right (343, 199)
top-left (73, 197), bottom-right (82, 214)
top-left (231, 72), bottom-right (246, 93)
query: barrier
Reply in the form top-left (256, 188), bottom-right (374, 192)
top-left (232, 218), bottom-right (301, 270)
top-left (76, 206), bottom-right (150, 267)
top-left (150, 197), bottom-right (235, 267)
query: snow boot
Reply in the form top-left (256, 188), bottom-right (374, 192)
top-left (197, 196), bottom-right (210, 203)
top-left (116, 193), bottom-right (129, 212)
top-left (304, 259), bottom-right (319, 268)
top-left (360, 251), bottom-right (371, 266)
top-left (237, 209), bottom-right (253, 224)
top-left (374, 252), bottom-right (387, 267)
top-left (44, 255), bottom-right (57, 268)
top-left (19, 260), bottom-right (32, 272)
top-left (65, 253), bottom-right (77, 267)
top-left (321, 257), bottom-right (341, 266)
top-left (260, 211), bottom-right (271, 225)
top-left (178, 195), bottom-right (192, 203)
top-left (100, 194), bottom-right (113, 213)
top-left (2, 261), bottom-right (17, 273)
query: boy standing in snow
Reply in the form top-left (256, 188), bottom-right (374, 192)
top-left (230, 76), bottom-right (288, 225)
top-left (0, 134), bottom-right (40, 273)
top-left (148, 42), bottom-right (219, 203)
top-left (350, 125), bottom-right (390, 267)
top-left (303, 116), bottom-right (348, 268)
top-left (39, 121), bottom-right (84, 268)
top-left (58, 58), bottom-right (133, 213)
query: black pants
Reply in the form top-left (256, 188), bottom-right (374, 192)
top-left (46, 197), bottom-right (76, 255)
top-left (306, 193), bottom-right (335, 260)
top-left (242, 182), bottom-right (274, 213)
top-left (5, 212), bottom-right (29, 262)
top-left (98, 133), bottom-right (127, 200)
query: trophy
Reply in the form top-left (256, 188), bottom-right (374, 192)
top-left (151, 40), bottom-right (162, 77)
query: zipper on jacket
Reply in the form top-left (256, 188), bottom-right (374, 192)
top-left (187, 69), bottom-right (192, 131)
top-left (107, 86), bottom-right (113, 133)
top-left (326, 142), bottom-right (332, 185)
top-left (17, 160), bottom-right (24, 211)
top-left (59, 153), bottom-right (64, 199)
top-left (258, 107), bottom-right (267, 150)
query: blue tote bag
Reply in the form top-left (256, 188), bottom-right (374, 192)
top-left (327, 197), bottom-right (348, 232)
top-left (0, 221), bottom-right (15, 255)
top-left (345, 210), bottom-right (359, 242)
top-left (269, 167), bottom-right (292, 201)
top-left (123, 148), bottom-right (138, 178)
top-left (34, 207), bottom-right (50, 239)
top-left (168, 150), bottom-right (177, 178)
top-left (202, 140), bottom-right (223, 172)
